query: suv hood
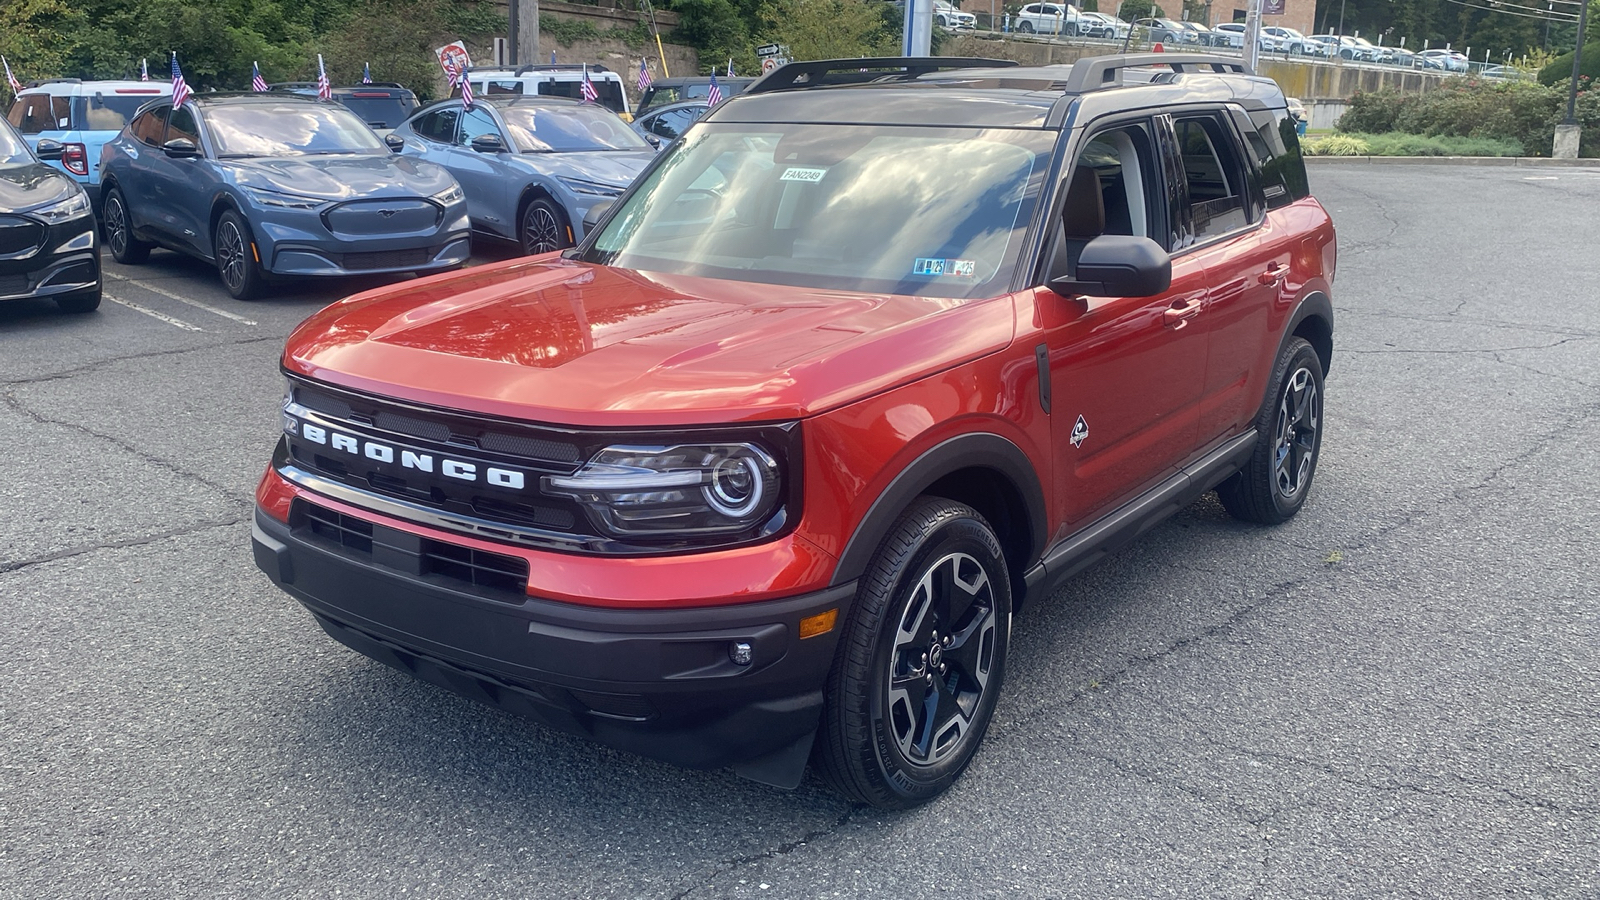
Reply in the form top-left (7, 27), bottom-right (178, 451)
top-left (0, 162), bottom-right (77, 212)
top-left (511, 150), bottom-right (655, 190)
top-left (283, 257), bottom-right (1016, 427)
top-left (223, 153), bottom-right (454, 200)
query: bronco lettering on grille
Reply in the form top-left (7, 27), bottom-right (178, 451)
top-left (287, 418), bottom-right (526, 491)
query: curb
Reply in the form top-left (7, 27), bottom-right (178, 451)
top-left (1305, 155), bottom-right (1600, 167)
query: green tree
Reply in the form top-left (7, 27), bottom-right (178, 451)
top-left (0, 0), bottom-right (85, 91)
top-left (764, 0), bottom-right (900, 61)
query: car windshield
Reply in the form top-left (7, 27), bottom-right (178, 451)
top-left (205, 102), bottom-right (386, 157)
top-left (337, 93), bottom-right (414, 129)
top-left (0, 121), bottom-right (31, 164)
top-left (584, 123), bottom-right (1050, 300)
top-left (499, 105), bottom-right (650, 152)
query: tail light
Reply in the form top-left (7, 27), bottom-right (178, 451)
top-left (61, 143), bottom-right (89, 176)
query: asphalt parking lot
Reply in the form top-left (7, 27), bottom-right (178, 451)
top-left (2, 164), bottom-right (1597, 899)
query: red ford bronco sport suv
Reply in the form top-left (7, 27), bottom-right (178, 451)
top-left (253, 54), bottom-right (1335, 809)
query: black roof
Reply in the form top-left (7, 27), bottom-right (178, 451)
top-left (646, 75), bottom-right (757, 87)
top-left (416, 95), bottom-right (587, 114)
top-left (711, 54), bottom-right (1283, 130)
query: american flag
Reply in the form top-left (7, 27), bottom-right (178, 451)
top-left (362, 62), bottom-right (372, 84)
top-left (251, 61), bottom-right (268, 92)
top-left (636, 58), bottom-right (652, 92)
top-left (316, 54), bottom-right (331, 101)
top-left (3, 56), bottom-right (21, 96)
top-left (140, 58), bottom-right (150, 82)
top-left (705, 71), bottom-right (722, 106)
top-left (169, 53), bottom-right (190, 108)
top-left (727, 58), bottom-right (734, 76)
top-left (443, 58), bottom-right (473, 108)
top-left (580, 64), bottom-right (598, 103)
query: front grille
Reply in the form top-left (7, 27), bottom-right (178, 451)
top-left (294, 498), bottom-right (530, 602)
top-left (0, 216), bottom-right (45, 259)
top-left (0, 273), bottom-right (30, 297)
top-left (342, 247), bottom-right (432, 271)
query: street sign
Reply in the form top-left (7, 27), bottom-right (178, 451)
top-left (761, 57), bottom-right (779, 73)
top-left (756, 44), bottom-right (782, 58)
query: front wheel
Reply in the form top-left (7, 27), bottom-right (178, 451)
top-left (814, 498), bottom-right (1011, 809)
top-left (519, 197), bottom-right (572, 256)
top-left (103, 187), bottom-right (150, 265)
top-left (55, 285), bottom-right (102, 314)
top-left (214, 209), bottom-right (266, 301)
top-left (1018, 20), bottom-right (1035, 33)
top-left (1218, 337), bottom-right (1325, 524)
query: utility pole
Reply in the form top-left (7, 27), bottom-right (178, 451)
top-left (1336, 0), bottom-right (1347, 35)
top-left (511, 0), bottom-right (540, 66)
top-left (904, 0), bottom-right (933, 56)
top-left (1554, 0), bottom-right (1589, 157)
top-left (1244, 0), bottom-right (1263, 71)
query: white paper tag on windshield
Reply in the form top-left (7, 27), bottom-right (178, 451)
top-left (779, 166), bottom-right (828, 183)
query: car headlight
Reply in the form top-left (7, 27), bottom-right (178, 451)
top-left (32, 190), bottom-right (91, 224)
top-left (243, 186), bottom-right (326, 210)
top-left (431, 183), bottom-right (464, 205)
top-left (545, 442), bottom-right (782, 537)
top-left (556, 176), bottom-right (624, 197)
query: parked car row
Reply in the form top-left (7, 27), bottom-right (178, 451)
top-left (0, 114), bottom-right (102, 313)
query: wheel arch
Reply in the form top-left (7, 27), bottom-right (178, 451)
top-left (517, 183), bottom-right (572, 242)
top-left (1284, 290), bottom-right (1334, 377)
top-left (207, 193), bottom-right (248, 261)
top-left (830, 432), bottom-right (1048, 611)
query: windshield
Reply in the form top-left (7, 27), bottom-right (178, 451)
top-left (0, 120), bottom-right (31, 164)
top-left (337, 94), bottom-right (415, 129)
top-left (499, 105), bottom-right (650, 152)
top-left (205, 103), bottom-right (386, 157)
top-left (584, 123), bottom-right (1049, 300)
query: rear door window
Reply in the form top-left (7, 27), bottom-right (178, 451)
top-left (415, 107), bottom-right (461, 144)
top-left (1170, 113), bottom-right (1254, 245)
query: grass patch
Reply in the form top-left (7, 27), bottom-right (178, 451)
top-left (1303, 132), bottom-right (1524, 157)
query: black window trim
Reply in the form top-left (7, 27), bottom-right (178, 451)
top-left (1157, 104), bottom-right (1267, 260)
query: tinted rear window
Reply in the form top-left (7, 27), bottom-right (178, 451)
top-left (536, 79), bottom-right (627, 115)
top-left (71, 94), bottom-right (158, 132)
top-left (337, 93), bottom-right (415, 128)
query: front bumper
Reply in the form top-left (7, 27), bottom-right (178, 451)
top-left (264, 234), bottom-right (472, 278)
top-left (252, 505), bottom-right (854, 783)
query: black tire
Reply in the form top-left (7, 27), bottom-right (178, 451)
top-left (1218, 337), bottom-right (1325, 525)
top-left (519, 197), bottom-right (572, 256)
top-left (214, 209), bottom-right (266, 301)
top-left (814, 498), bottom-right (1011, 809)
top-left (55, 285), bottom-right (101, 314)
top-left (102, 186), bottom-right (150, 265)
top-left (1018, 20), bottom-right (1035, 33)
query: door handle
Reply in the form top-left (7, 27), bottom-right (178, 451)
top-left (1164, 297), bottom-right (1202, 329)
top-left (1258, 263), bottom-right (1287, 285)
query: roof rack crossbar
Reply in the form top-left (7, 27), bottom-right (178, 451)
top-left (1060, 53), bottom-right (1252, 93)
top-left (746, 57), bottom-right (1020, 94)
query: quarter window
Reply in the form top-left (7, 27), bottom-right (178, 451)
top-left (7, 94), bottom-right (68, 134)
top-left (415, 107), bottom-right (461, 143)
top-left (1244, 108), bottom-right (1310, 209)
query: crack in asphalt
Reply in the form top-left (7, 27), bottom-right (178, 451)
top-left (0, 334), bottom-right (280, 388)
top-left (667, 806), bottom-right (859, 900)
top-left (1330, 182), bottom-right (1402, 255)
top-left (0, 517), bottom-right (245, 575)
top-left (1342, 335), bottom-right (1594, 355)
top-left (0, 390), bottom-right (248, 506)
top-left (1331, 306), bottom-right (1600, 340)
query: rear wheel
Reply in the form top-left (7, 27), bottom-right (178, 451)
top-left (814, 498), bottom-right (1011, 809)
top-left (1218, 337), bottom-right (1325, 525)
top-left (1018, 20), bottom-right (1035, 33)
top-left (519, 197), bottom-right (572, 256)
top-left (214, 209), bottom-right (265, 301)
top-left (103, 187), bottom-right (150, 265)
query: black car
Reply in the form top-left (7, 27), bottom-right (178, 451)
top-left (269, 82), bottom-right (419, 132)
top-left (635, 76), bottom-right (755, 117)
top-left (0, 115), bottom-right (100, 313)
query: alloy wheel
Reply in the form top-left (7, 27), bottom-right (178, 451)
top-left (522, 204), bottom-right (564, 255)
top-left (217, 219), bottom-right (247, 294)
top-left (887, 551), bottom-right (999, 767)
top-left (1273, 366), bottom-right (1320, 499)
top-left (106, 197), bottom-right (127, 256)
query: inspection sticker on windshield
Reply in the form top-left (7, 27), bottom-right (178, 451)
top-left (913, 258), bottom-right (977, 278)
top-left (779, 166), bottom-right (828, 183)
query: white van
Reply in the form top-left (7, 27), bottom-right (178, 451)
top-left (465, 64), bottom-right (632, 120)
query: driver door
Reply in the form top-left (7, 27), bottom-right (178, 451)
top-left (451, 105), bottom-right (514, 238)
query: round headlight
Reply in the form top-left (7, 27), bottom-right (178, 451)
top-left (706, 455), bottom-right (763, 517)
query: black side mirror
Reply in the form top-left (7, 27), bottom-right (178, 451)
top-left (35, 139), bottom-right (64, 161)
top-left (385, 133), bottom-right (406, 153)
top-left (470, 133), bottom-right (506, 154)
top-left (581, 198), bottom-right (615, 235)
top-left (642, 132), bottom-right (662, 149)
top-left (1050, 234), bottom-right (1172, 298)
top-left (162, 137), bottom-right (200, 158)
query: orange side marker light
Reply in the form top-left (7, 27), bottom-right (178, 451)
top-left (799, 608), bottom-right (838, 639)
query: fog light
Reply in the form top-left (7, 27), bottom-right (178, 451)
top-left (729, 641), bottom-right (753, 666)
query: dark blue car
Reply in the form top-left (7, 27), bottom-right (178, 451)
top-left (99, 92), bottom-right (469, 300)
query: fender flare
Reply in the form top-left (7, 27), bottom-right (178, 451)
top-left (1277, 290), bottom-right (1334, 376)
top-left (830, 432), bottom-right (1048, 588)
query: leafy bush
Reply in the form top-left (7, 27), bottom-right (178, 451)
top-left (1337, 78), bottom-right (1598, 157)
top-left (543, 18), bottom-right (601, 47)
top-left (1302, 134), bottom-right (1370, 156)
top-left (1538, 43), bottom-right (1600, 86)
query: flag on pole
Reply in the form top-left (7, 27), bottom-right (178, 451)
top-left (580, 64), bottom-right (598, 103)
top-left (436, 41), bottom-right (473, 108)
top-left (140, 58), bottom-right (150, 82)
top-left (169, 53), bottom-right (191, 107)
top-left (705, 71), bottom-right (722, 106)
top-left (3, 56), bottom-right (21, 96)
top-left (316, 54), bottom-right (332, 101)
top-left (251, 61), bottom-right (268, 92)
top-left (727, 58), bottom-right (734, 77)
top-left (362, 62), bottom-right (372, 84)
top-left (636, 58), bottom-right (653, 92)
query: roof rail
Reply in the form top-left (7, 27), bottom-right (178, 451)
top-left (1059, 53), bottom-right (1252, 93)
top-left (511, 63), bottom-right (614, 76)
top-left (24, 78), bottom-right (84, 88)
top-left (745, 57), bottom-right (1020, 94)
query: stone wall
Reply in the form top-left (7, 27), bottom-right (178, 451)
top-left (489, 0), bottom-right (700, 107)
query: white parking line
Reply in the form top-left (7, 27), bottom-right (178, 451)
top-left (104, 292), bottom-right (203, 331)
top-left (104, 272), bottom-right (257, 326)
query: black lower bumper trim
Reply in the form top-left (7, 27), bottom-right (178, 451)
top-left (252, 508), bottom-right (853, 777)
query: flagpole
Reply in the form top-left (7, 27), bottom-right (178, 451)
top-left (641, 0), bottom-right (670, 78)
